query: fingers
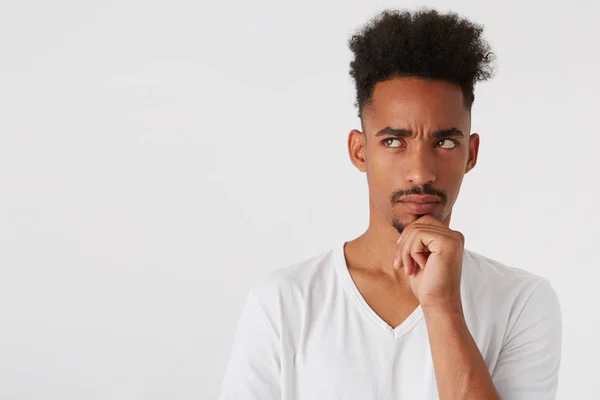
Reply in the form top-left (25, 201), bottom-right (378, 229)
top-left (402, 242), bottom-right (415, 275)
top-left (396, 229), bottom-right (420, 275)
top-left (395, 231), bottom-right (408, 273)
top-left (410, 237), bottom-right (429, 273)
top-left (405, 232), bottom-right (427, 276)
top-left (395, 225), bottom-right (433, 276)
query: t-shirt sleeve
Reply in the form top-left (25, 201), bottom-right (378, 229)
top-left (217, 285), bottom-right (281, 400)
top-left (492, 279), bottom-right (562, 399)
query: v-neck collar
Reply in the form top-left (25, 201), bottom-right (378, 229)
top-left (335, 241), bottom-right (424, 340)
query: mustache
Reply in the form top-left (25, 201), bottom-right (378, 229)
top-left (391, 185), bottom-right (447, 204)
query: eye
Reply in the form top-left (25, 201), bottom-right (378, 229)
top-left (437, 139), bottom-right (458, 149)
top-left (382, 138), bottom-right (402, 148)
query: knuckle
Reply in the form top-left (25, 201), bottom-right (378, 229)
top-left (453, 231), bottom-right (465, 244)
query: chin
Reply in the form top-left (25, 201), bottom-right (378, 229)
top-left (391, 212), bottom-right (443, 233)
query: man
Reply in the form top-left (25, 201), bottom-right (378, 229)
top-left (218, 8), bottom-right (562, 400)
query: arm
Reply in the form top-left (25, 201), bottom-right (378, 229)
top-left (423, 279), bottom-right (562, 400)
top-left (394, 217), bottom-right (499, 399)
top-left (218, 286), bottom-right (281, 400)
top-left (395, 216), bottom-right (561, 399)
top-left (423, 302), bottom-right (499, 400)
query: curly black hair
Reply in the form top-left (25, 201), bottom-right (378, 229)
top-left (349, 8), bottom-right (496, 119)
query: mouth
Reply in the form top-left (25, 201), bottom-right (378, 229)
top-left (400, 201), bottom-right (439, 214)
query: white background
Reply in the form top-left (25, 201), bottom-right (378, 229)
top-left (0, 0), bottom-right (598, 399)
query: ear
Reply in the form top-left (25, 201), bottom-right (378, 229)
top-left (348, 129), bottom-right (367, 173)
top-left (465, 133), bottom-right (480, 174)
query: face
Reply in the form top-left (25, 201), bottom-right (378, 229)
top-left (348, 76), bottom-right (479, 235)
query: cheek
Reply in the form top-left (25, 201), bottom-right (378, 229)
top-left (442, 177), bottom-right (465, 205)
top-left (365, 150), bottom-right (396, 180)
top-left (441, 163), bottom-right (465, 180)
top-left (438, 151), bottom-right (468, 175)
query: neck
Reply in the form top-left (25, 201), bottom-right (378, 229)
top-left (348, 227), bottom-right (402, 279)
top-left (346, 209), bottom-right (453, 279)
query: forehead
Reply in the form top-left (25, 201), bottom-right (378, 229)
top-left (364, 77), bottom-right (470, 133)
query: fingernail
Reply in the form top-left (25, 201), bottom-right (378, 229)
top-left (393, 257), bottom-right (399, 269)
top-left (396, 236), bottom-right (402, 244)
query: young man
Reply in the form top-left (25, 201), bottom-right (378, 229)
top-left (218, 8), bottom-right (562, 400)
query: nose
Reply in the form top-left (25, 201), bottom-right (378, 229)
top-left (404, 146), bottom-right (436, 186)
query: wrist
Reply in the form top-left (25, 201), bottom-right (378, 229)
top-left (421, 298), bottom-right (464, 320)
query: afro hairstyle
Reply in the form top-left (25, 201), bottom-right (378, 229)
top-left (348, 8), bottom-right (496, 120)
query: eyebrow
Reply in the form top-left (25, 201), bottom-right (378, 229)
top-left (374, 127), bottom-right (464, 139)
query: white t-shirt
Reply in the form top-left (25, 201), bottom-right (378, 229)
top-left (218, 242), bottom-right (562, 400)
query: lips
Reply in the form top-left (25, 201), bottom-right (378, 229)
top-left (399, 195), bottom-right (440, 214)
top-left (400, 201), bottom-right (439, 214)
top-left (400, 195), bottom-right (440, 203)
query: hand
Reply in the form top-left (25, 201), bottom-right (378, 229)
top-left (393, 215), bottom-right (465, 310)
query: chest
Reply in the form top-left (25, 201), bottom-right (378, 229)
top-left (288, 324), bottom-right (439, 400)
top-left (345, 264), bottom-right (421, 330)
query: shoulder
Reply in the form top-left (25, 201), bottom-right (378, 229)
top-left (461, 248), bottom-right (561, 332)
top-left (246, 244), bottom-right (340, 311)
top-left (465, 250), bottom-right (564, 397)
top-left (462, 247), bottom-right (554, 297)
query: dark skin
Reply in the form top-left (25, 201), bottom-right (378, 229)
top-left (345, 76), bottom-right (478, 287)
top-left (344, 77), bottom-right (498, 399)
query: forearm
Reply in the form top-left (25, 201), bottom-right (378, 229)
top-left (423, 304), bottom-right (499, 400)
